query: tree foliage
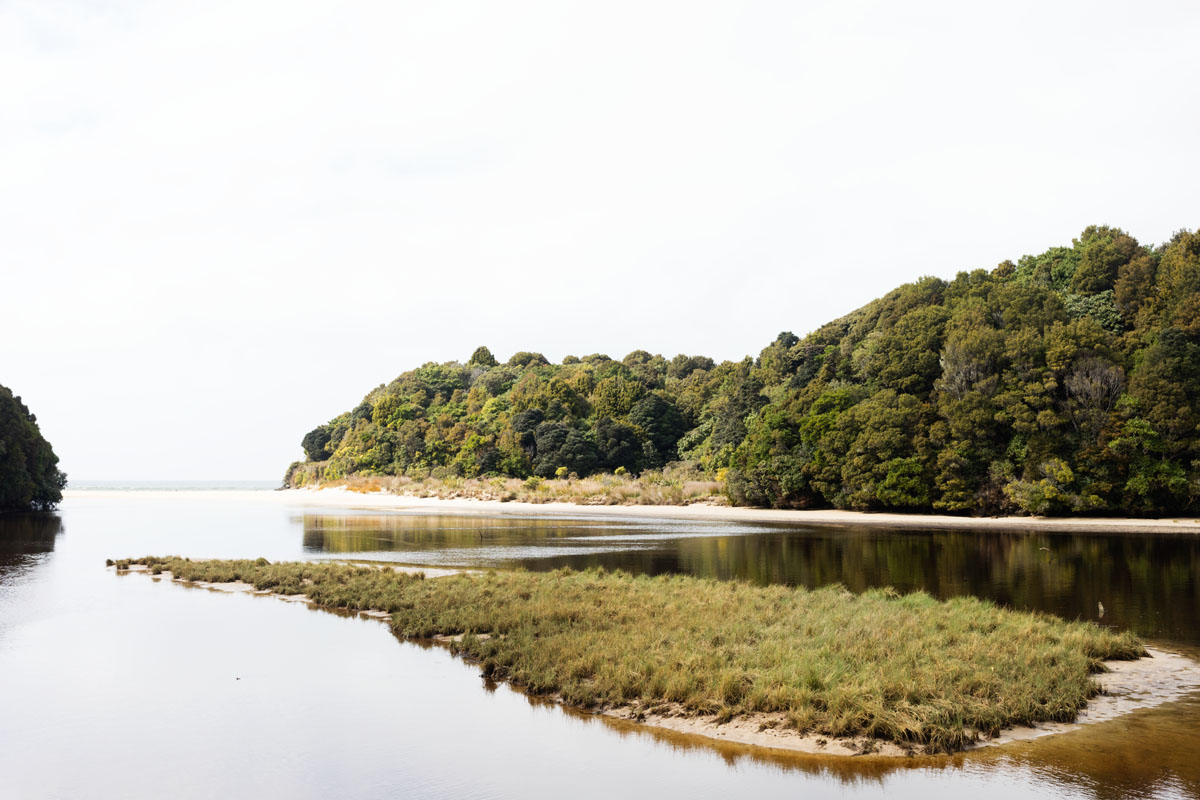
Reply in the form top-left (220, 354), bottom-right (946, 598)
top-left (0, 385), bottom-right (67, 512)
top-left (290, 226), bottom-right (1200, 516)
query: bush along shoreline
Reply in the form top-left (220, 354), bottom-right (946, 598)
top-left (0, 383), bottom-right (66, 513)
top-left (287, 226), bottom-right (1200, 518)
top-left (110, 557), bottom-right (1145, 754)
top-left (284, 464), bottom-right (726, 506)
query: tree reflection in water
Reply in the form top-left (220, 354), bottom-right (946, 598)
top-left (0, 513), bottom-right (63, 581)
top-left (302, 514), bottom-right (1200, 646)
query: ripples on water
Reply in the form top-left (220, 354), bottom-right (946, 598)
top-left (0, 493), bottom-right (1197, 799)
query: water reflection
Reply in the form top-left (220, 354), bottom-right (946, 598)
top-left (189, 569), bottom-right (1200, 799)
top-left (3, 495), bottom-right (1198, 800)
top-left (299, 513), bottom-right (777, 553)
top-left (369, 592), bottom-right (1199, 798)
top-left (560, 687), bottom-right (1200, 797)
top-left (302, 514), bottom-right (1200, 646)
top-left (0, 513), bottom-right (63, 578)
top-left (0, 512), bottom-right (64, 553)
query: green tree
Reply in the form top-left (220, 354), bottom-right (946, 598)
top-left (468, 346), bottom-right (499, 368)
top-left (285, 224), bottom-right (1200, 517)
top-left (301, 426), bottom-right (332, 461)
top-left (591, 375), bottom-right (644, 418)
top-left (595, 417), bottom-right (642, 473)
top-left (1070, 225), bottom-right (1140, 294)
top-left (0, 385), bottom-right (67, 512)
top-left (507, 351), bottom-right (549, 368)
top-left (629, 394), bottom-right (686, 468)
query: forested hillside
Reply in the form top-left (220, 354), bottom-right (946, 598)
top-left (287, 225), bottom-right (1200, 516)
top-left (0, 385), bottom-right (66, 512)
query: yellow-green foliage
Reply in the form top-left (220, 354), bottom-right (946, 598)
top-left (114, 558), bottom-right (1144, 753)
top-left (293, 226), bottom-right (1200, 517)
top-left (301, 465), bottom-right (724, 507)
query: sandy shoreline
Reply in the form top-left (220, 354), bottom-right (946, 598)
top-left (117, 564), bottom-right (1200, 759)
top-left (616, 646), bottom-right (1200, 757)
top-left (69, 487), bottom-right (1200, 533)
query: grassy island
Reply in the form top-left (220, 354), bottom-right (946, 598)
top-left (111, 557), bottom-right (1144, 753)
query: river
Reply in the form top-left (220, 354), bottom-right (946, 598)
top-left (1, 489), bottom-right (1197, 799)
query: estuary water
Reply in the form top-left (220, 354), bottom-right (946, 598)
top-left (1, 490), bottom-right (1198, 799)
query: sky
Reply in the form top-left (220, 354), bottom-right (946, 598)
top-left (3, 0), bottom-right (1199, 481)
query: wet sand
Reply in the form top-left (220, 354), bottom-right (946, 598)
top-left (116, 564), bottom-right (1200, 759)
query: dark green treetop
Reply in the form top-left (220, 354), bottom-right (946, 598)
top-left (0, 385), bottom-right (67, 512)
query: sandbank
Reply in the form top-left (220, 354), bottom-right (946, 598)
top-left (69, 487), bottom-right (1200, 533)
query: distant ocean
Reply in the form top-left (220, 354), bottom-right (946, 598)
top-left (67, 480), bottom-right (280, 491)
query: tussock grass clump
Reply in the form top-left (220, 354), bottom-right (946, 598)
top-left (113, 559), bottom-right (1144, 753)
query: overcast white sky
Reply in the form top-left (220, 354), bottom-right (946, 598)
top-left (3, 0), bottom-right (1199, 481)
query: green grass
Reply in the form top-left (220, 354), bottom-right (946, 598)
top-left (111, 557), bottom-right (1145, 753)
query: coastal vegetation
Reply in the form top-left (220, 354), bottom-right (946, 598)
top-left (312, 464), bottom-right (724, 506)
top-left (0, 384), bottom-right (66, 512)
top-left (113, 557), bottom-right (1144, 753)
top-left (287, 225), bottom-right (1200, 516)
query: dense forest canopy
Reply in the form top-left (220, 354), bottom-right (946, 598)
top-left (0, 385), bottom-right (66, 512)
top-left (288, 225), bottom-right (1200, 516)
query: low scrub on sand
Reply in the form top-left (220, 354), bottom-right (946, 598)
top-left (288, 463), bottom-right (725, 507)
top-left (111, 557), bottom-right (1143, 753)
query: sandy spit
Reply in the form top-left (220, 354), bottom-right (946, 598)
top-left (68, 487), bottom-right (1200, 533)
top-left (117, 565), bottom-right (1200, 759)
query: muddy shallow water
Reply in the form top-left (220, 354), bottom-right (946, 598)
top-left (2, 490), bottom-right (1198, 799)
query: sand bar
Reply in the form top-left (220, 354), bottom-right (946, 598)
top-left (69, 487), bottom-right (1200, 534)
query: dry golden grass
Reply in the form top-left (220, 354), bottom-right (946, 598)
top-left (288, 463), bottom-right (724, 506)
top-left (111, 558), bottom-right (1144, 753)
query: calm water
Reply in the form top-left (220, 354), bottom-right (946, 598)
top-left (1, 491), bottom-right (1198, 799)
